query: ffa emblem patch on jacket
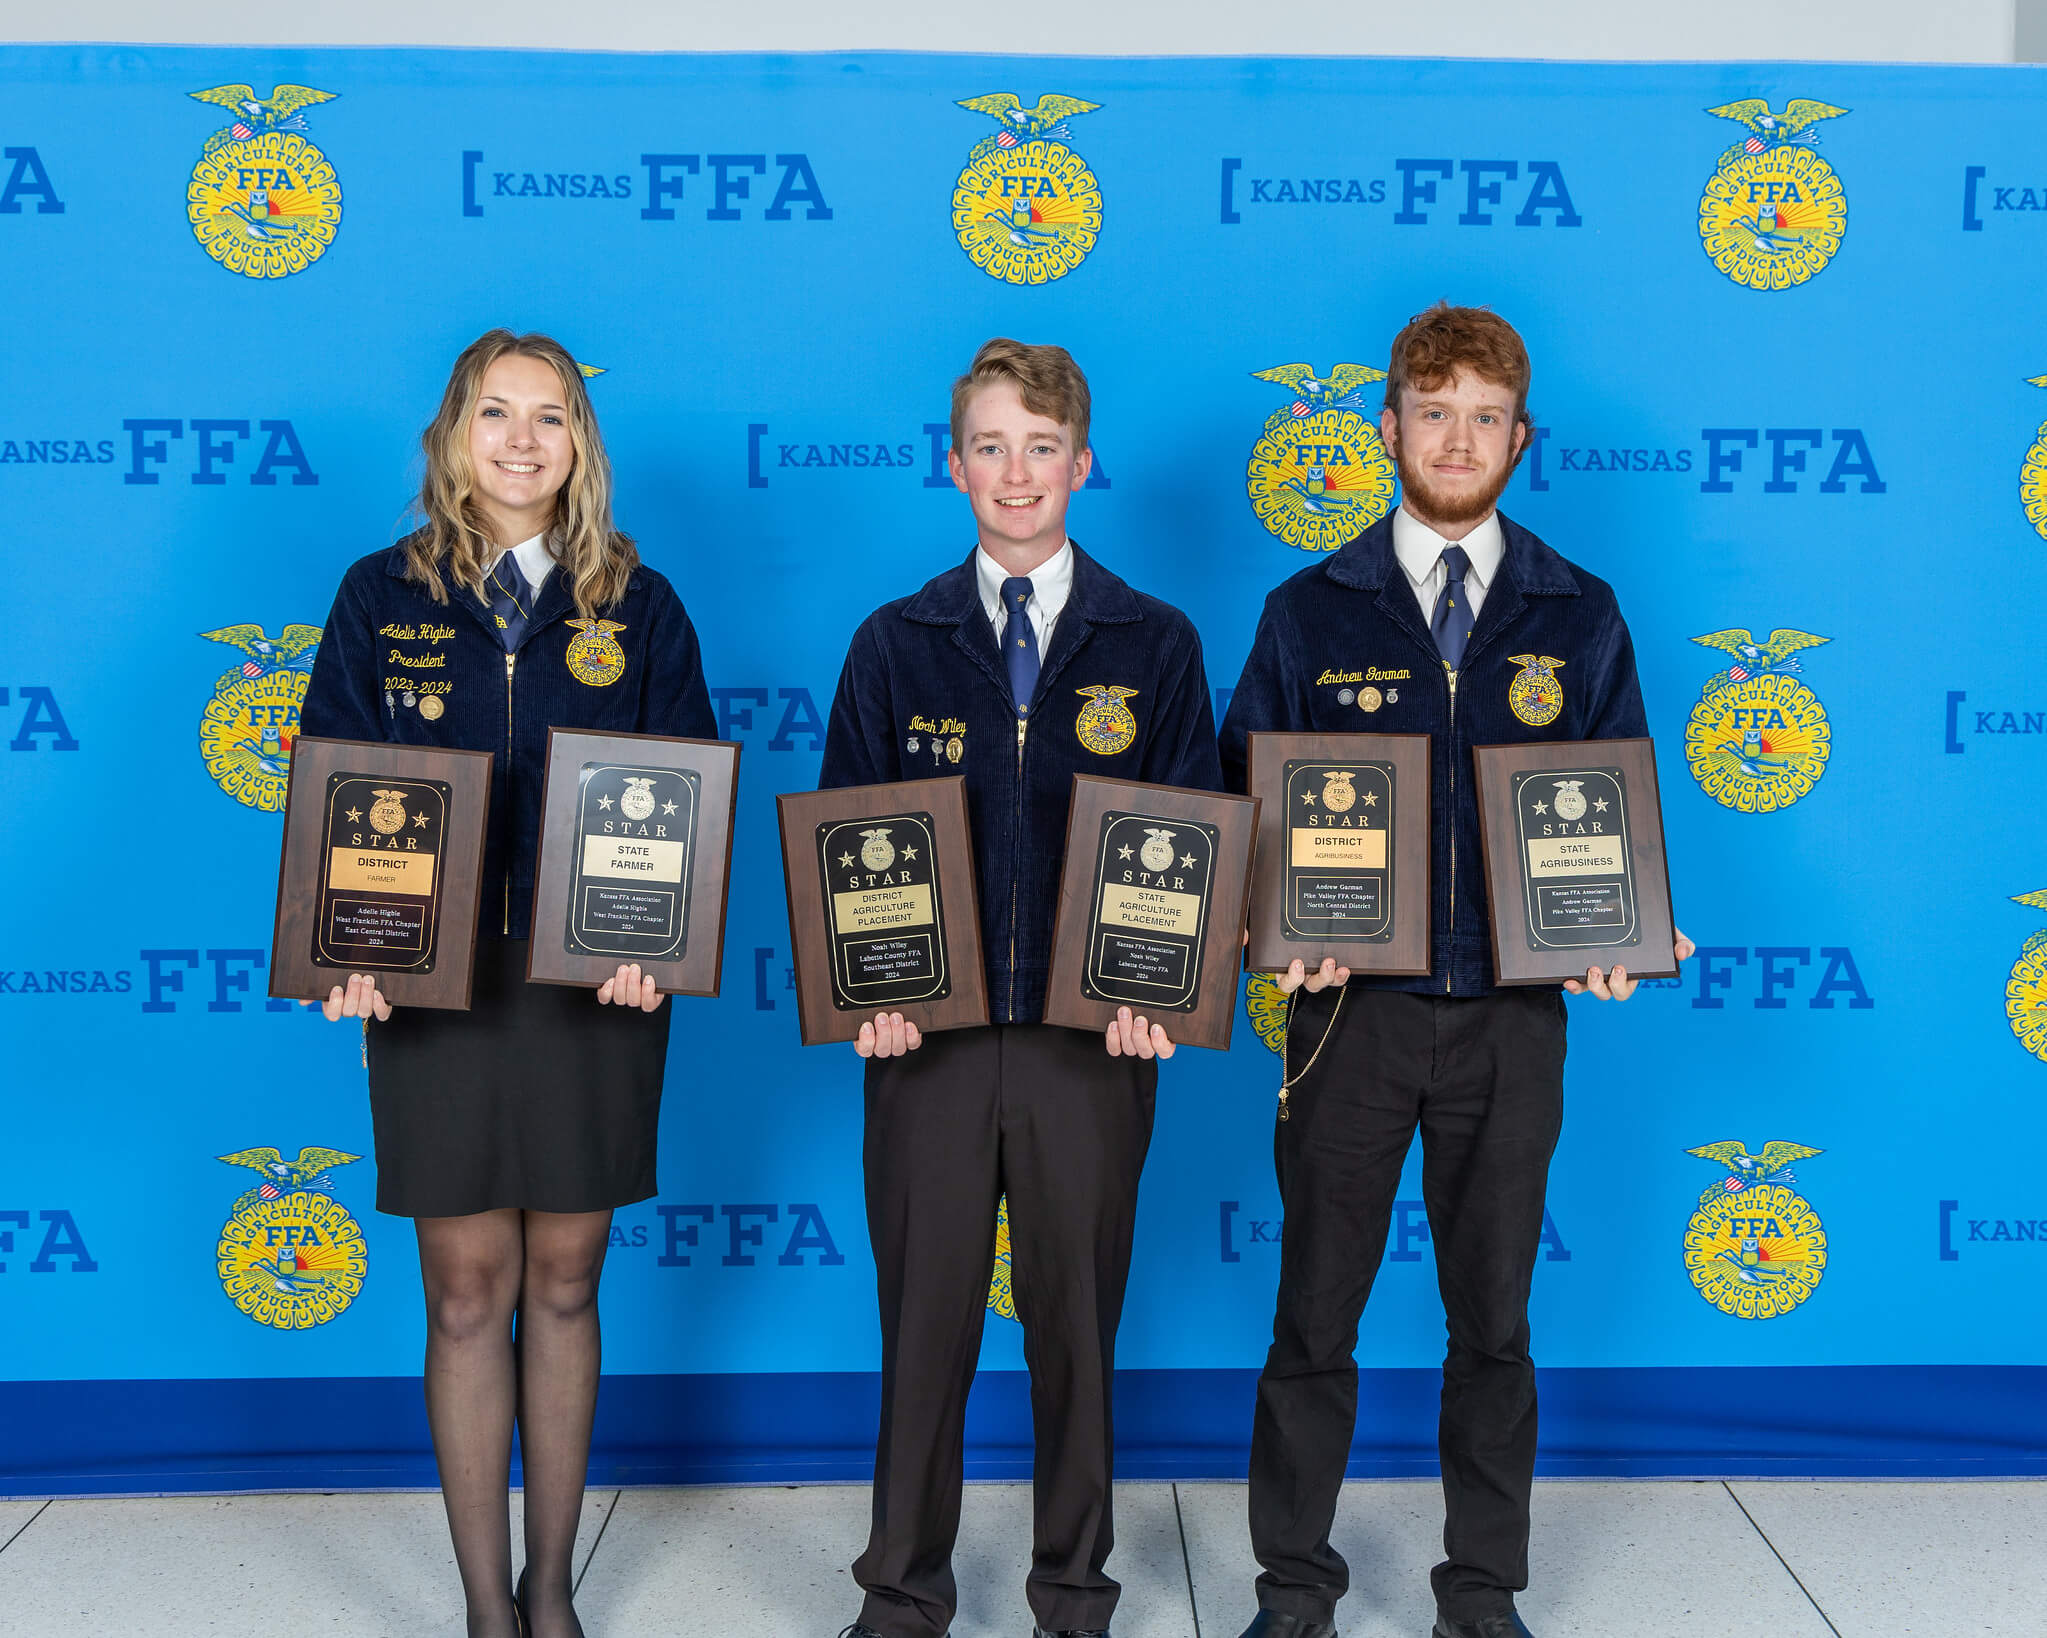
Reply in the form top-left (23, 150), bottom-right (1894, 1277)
top-left (565, 619), bottom-right (627, 686)
top-left (1506, 655), bottom-right (1565, 727)
top-left (1074, 685), bottom-right (1139, 754)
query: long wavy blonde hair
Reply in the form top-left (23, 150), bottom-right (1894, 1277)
top-left (403, 329), bottom-right (638, 620)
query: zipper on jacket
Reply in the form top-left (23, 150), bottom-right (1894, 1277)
top-left (1444, 661), bottom-right (1459, 994)
top-left (502, 651), bottom-right (517, 935)
top-left (1008, 713), bottom-right (1028, 1020)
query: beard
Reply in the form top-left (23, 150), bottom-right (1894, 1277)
top-left (1391, 439), bottom-right (1517, 531)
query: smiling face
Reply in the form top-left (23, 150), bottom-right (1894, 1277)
top-left (467, 351), bottom-right (575, 545)
top-left (947, 380), bottom-right (1092, 572)
top-left (1380, 367), bottom-right (1527, 535)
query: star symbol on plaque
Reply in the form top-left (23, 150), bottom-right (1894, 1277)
top-left (413, 811), bottom-right (430, 829)
top-left (1361, 791), bottom-right (1378, 806)
top-left (1117, 844), bottom-right (1134, 860)
top-left (1180, 852), bottom-right (1197, 869)
top-left (1593, 797), bottom-right (1610, 812)
top-left (839, 852), bottom-right (854, 867)
top-left (344, 806), bottom-right (362, 822)
top-left (901, 845), bottom-right (918, 860)
top-left (598, 794), bottom-right (614, 810)
top-left (1301, 792), bottom-right (1317, 806)
top-left (1532, 799), bottom-right (1549, 814)
top-left (662, 799), bottom-right (679, 815)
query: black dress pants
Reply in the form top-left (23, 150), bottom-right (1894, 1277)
top-left (1247, 986), bottom-right (1566, 1627)
top-left (854, 1022), bottom-right (1157, 1638)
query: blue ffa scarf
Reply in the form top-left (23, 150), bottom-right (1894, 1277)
top-left (1430, 544), bottom-right (1473, 670)
top-left (483, 556), bottom-right (531, 652)
top-left (1001, 575), bottom-right (1040, 712)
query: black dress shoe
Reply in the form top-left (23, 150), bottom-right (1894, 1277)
top-left (837, 1626), bottom-right (891, 1638)
top-left (1432, 1611), bottom-right (1533, 1638)
top-left (1238, 1611), bottom-right (1337, 1638)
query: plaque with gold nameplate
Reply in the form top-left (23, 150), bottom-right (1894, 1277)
top-left (1041, 776), bottom-right (1260, 1051)
top-left (268, 736), bottom-right (493, 1010)
top-left (776, 776), bottom-right (989, 1045)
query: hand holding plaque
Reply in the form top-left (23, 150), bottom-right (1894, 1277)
top-left (1041, 777), bottom-right (1259, 1051)
top-left (1244, 732), bottom-right (1431, 975)
top-left (1472, 737), bottom-right (1678, 986)
top-left (777, 777), bottom-right (989, 1045)
top-left (269, 736), bottom-right (494, 1010)
top-left (525, 730), bottom-right (740, 996)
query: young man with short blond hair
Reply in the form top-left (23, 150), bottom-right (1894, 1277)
top-left (823, 337), bottom-right (1221, 1638)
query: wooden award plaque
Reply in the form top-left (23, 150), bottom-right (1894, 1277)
top-left (525, 729), bottom-right (741, 996)
top-left (268, 736), bottom-right (494, 1010)
top-left (1244, 731), bottom-right (1431, 975)
top-left (776, 776), bottom-right (989, 1045)
top-left (1472, 737), bottom-right (1678, 986)
top-left (1040, 776), bottom-right (1260, 1051)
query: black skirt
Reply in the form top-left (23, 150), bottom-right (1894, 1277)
top-left (364, 939), bottom-right (670, 1218)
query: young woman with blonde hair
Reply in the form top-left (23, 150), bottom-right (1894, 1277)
top-left (300, 328), bottom-right (714, 1638)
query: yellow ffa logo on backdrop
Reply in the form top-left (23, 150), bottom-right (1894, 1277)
top-left (2022, 376), bottom-right (2047, 540)
top-left (988, 1195), bottom-right (1018, 1322)
top-left (1074, 685), bottom-right (1139, 754)
top-left (1683, 1140), bottom-right (1827, 1320)
top-left (199, 623), bottom-right (321, 811)
top-left (952, 93), bottom-right (1104, 284)
top-left (215, 1146), bottom-right (368, 1330)
top-left (1697, 99), bottom-right (1848, 291)
top-left (1244, 972), bottom-right (1290, 1054)
top-left (1244, 364), bottom-right (1396, 552)
top-left (186, 83), bottom-right (343, 279)
top-left (2007, 891), bottom-right (2047, 1064)
top-left (1683, 627), bottom-right (1831, 812)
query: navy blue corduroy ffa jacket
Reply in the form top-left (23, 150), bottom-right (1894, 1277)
top-left (1219, 510), bottom-right (1648, 997)
top-left (820, 544), bottom-right (1223, 1023)
top-left (299, 540), bottom-right (716, 941)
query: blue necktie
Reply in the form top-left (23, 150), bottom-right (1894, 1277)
top-left (1430, 545), bottom-right (1473, 670)
top-left (484, 556), bottom-right (529, 653)
top-left (1001, 576), bottom-right (1039, 714)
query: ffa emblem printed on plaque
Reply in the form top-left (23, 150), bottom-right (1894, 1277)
top-left (1697, 99), bottom-right (1848, 291)
top-left (198, 623), bottom-right (321, 811)
top-left (2023, 376), bottom-right (2047, 540)
top-left (1244, 364), bottom-right (1396, 552)
top-left (565, 763), bottom-right (699, 962)
top-left (215, 1145), bottom-right (367, 1329)
top-left (185, 83), bottom-right (343, 279)
top-left (564, 619), bottom-right (627, 686)
top-left (2008, 891), bottom-right (2047, 1064)
top-left (1074, 685), bottom-right (1139, 755)
top-left (953, 93), bottom-right (1104, 284)
top-left (1506, 654), bottom-right (1565, 727)
top-left (1682, 1141), bottom-right (1827, 1319)
top-left (1684, 627), bottom-right (1831, 812)
top-left (817, 812), bottom-right (950, 1011)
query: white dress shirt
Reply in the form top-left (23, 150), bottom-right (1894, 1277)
top-left (1392, 506), bottom-right (1504, 629)
top-left (976, 539), bottom-right (1075, 652)
top-left (487, 532), bottom-right (557, 593)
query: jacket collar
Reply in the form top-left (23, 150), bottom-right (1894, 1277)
top-left (1322, 509), bottom-right (1582, 598)
top-left (380, 539), bottom-right (639, 646)
top-left (902, 540), bottom-right (1145, 628)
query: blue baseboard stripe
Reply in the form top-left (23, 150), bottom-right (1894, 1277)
top-left (3, 1366), bottom-right (2042, 1496)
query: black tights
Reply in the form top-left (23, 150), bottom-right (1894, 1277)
top-left (417, 1208), bottom-right (612, 1638)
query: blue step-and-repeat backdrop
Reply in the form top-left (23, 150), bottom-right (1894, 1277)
top-left (3, 45), bottom-right (2046, 1494)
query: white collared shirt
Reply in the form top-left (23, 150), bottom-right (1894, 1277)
top-left (488, 532), bottom-right (557, 593)
top-left (976, 539), bottom-right (1075, 652)
top-left (1392, 506), bottom-right (1504, 628)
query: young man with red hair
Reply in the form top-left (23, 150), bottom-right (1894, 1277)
top-left (1219, 304), bottom-right (1690, 1638)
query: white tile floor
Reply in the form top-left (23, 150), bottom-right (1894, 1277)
top-left (0, 1479), bottom-right (2032, 1637)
